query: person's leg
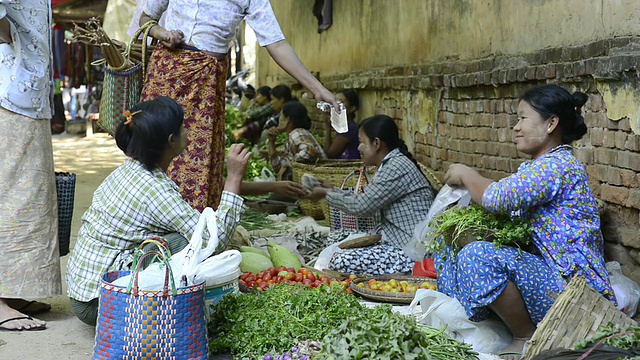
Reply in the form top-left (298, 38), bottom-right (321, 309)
top-left (0, 298), bottom-right (46, 330)
top-left (3, 298), bottom-right (51, 315)
top-left (453, 241), bottom-right (561, 359)
top-left (69, 297), bottom-right (98, 327)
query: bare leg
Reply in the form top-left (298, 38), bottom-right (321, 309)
top-left (488, 281), bottom-right (535, 359)
top-left (0, 298), bottom-right (46, 330)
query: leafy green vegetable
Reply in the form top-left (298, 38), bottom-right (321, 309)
top-left (574, 323), bottom-right (640, 351)
top-left (208, 283), bottom-right (366, 359)
top-left (208, 283), bottom-right (477, 360)
top-left (239, 208), bottom-right (279, 231)
top-left (426, 204), bottom-right (532, 253)
top-left (315, 307), bottom-right (477, 360)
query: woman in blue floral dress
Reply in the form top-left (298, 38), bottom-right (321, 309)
top-left (438, 85), bottom-right (616, 358)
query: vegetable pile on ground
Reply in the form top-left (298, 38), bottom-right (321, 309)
top-left (240, 266), bottom-right (354, 292)
top-left (208, 283), bottom-right (477, 360)
top-left (426, 204), bottom-right (532, 253)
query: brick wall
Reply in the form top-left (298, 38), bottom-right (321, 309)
top-left (313, 36), bottom-right (640, 282)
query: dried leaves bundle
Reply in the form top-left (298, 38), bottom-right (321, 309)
top-left (71, 18), bottom-right (154, 70)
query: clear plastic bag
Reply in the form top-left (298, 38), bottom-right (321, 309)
top-left (607, 261), bottom-right (640, 317)
top-left (253, 167), bottom-right (276, 182)
top-left (404, 185), bottom-right (471, 261)
top-left (316, 101), bottom-right (348, 133)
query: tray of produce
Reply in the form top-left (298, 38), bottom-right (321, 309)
top-left (349, 275), bottom-right (437, 304)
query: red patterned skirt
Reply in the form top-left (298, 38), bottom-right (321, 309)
top-left (140, 46), bottom-right (228, 211)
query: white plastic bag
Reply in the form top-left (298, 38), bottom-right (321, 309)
top-left (607, 261), bottom-right (640, 317)
top-left (192, 250), bottom-right (242, 286)
top-left (409, 289), bottom-right (511, 354)
top-left (253, 167), bottom-right (276, 182)
top-left (313, 232), bottom-right (368, 271)
top-left (179, 207), bottom-right (219, 285)
top-left (404, 185), bottom-right (471, 261)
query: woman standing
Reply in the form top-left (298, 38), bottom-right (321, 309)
top-left (138, 1), bottom-right (337, 212)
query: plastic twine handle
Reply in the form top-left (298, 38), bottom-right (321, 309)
top-left (127, 237), bottom-right (177, 297)
top-left (340, 166), bottom-right (372, 194)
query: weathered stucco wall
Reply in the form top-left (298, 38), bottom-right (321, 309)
top-left (256, 1), bottom-right (640, 284)
top-left (258, 0), bottom-right (640, 84)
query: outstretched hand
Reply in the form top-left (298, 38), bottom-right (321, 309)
top-left (315, 87), bottom-right (340, 113)
top-left (272, 181), bottom-right (310, 199)
top-left (444, 164), bottom-right (473, 187)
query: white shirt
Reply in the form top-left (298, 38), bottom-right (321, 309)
top-left (0, 1), bottom-right (53, 119)
top-left (142, 0), bottom-right (285, 53)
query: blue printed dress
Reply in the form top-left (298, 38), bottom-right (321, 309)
top-left (435, 145), bottom-right (616, 323)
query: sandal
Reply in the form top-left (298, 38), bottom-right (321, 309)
top-left (0, 316), bottom-right (46, 331)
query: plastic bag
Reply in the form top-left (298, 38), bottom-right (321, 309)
top-left (316, 101), bottom-right (348, 133)
top-left (192, 250), bottom-right (242, 286)
top-left (409, 289), bottom-right (511, 354)
top-left (606, 261), bottom-right (640, 317)
top-left (404, 185), bottom-right (471, 261)
top-left (313, 232), bottom-right (368, 271)
top-left (253, 167), bottom-right (276, 182)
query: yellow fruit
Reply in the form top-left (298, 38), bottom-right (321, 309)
top-left (370, 283), bottom-right (379, 290)
top-left (407, 285), bottom-right (418, 293)
top-left (388, 279), bottom-right (398, 288)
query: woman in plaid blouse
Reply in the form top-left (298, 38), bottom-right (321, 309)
top-left (66, 97), bottom-right (250, 326)
top-left (309, 115), bottom-right (436, 275)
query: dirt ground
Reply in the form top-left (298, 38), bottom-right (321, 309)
top-left (0, 132), bottom-right (126, 360)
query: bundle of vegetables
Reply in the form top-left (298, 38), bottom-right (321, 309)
top-left (208, 283), bottom-right (477, 360)
top-left (426, 204), bottom-right (532, 253)
top-left (239, 208), bottom-right (277, 232)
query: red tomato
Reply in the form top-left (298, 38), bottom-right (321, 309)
top-left (276, 276), bottom-right (284, 282)
top-left (239, 279), bottom-right (247, 286)
top-left (313, 280), bottom-right (322, 288)
top-left (286, 267), bottom-right (295, 273)
top-left (306, 273), bottom-right (316, 282)
top-left (240, 272), bottom-right (251, 281)
top-left (268, 268), bottom-right (277, 277)
top-left (320, 277), bottom-right (330, 284)
top-left (299, 268), bottom-right (309, 276)
top-left (246, 275), bottom-right (256, 283)
top-left (295, 273), bottom-right (304, 282)
top-left (267, 279), bottom-right (276, 285)
top-left (277, 266), bottom-right (287, 272)
top-left (263, 273), bottom-right (272, 281)
top-left (258, 281), bottom-right (268, 289)
top-left (302, 279), bottom-right (313, 286)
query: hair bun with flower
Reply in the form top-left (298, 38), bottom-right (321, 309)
top-left (123, 109), bottom-right (142, 126)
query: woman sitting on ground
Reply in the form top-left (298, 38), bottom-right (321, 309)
top-left (437, 84), bottom-right (616, 359)
top-left (309, 115), bottom-right (435, 275)
top-left (323, 89), bottom-right (360, 160)
top-left (267, 101), bottom-right (326, 181)
top-left (66, 97), bottom-right (254, 327)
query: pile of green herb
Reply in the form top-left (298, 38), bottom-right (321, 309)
top-left (208, 283), bottom-right (477, 360)
top-left (574, 323), bottom-right (640, 351)
top-left (316, 308), bottom-right (476, 360)
top-left (426, 204), bottom-right (532, 253)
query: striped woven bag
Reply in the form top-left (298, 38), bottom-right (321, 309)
top-left (93, 239), bottom-right (208, 359)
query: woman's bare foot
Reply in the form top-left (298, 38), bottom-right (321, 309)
top-left (0, 298), bottom-right (46, 331)
top-left (499, 337), bottom-right (529, 360)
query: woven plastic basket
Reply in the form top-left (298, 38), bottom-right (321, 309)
top-left (291, 160), bottom-right (371, 220)
top-left (522, 275), bottom-right (638, 359)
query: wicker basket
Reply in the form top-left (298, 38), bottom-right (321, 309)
top-left (522, 275), bottom-right (638, 360)
top-left (338, 234), bottom-right (382, 249)
top-left (349, 276), bottom-right (437, 304)
top-left (291, 160), bottom-right (372, 220)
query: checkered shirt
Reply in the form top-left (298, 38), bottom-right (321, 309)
top-left (326, 149), bottom-right (435, 248)
top-left (271, 128), bottom-right (327, 172)
top-left (66, 158), bottom-right (245, 301)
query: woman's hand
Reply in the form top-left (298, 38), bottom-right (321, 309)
top-left (155, 28), bottom-right (184, 49)
top-left (444, 164), bottom-right (474, 187)
top-left (315, 87), bottom-right (340, 111)
top-left (266, 127), bottom-right (279, 141)
top-left (305, 186), bottom-right (331, 200)
top-left (277, 163), bottom-right (290, 181)
top-left (272, 181), bottom-right (310, 199)
top-left (225, 144), bottom-right (251, 194)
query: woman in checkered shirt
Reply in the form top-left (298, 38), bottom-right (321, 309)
top-left (66, 97), bottom-right (250, 326)
top-left (309, 115), bottom-right (436, 275)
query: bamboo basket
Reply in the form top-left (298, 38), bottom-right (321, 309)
top-left (291, 160), bottom-right (371, 220)
top-left (349, 276), bottom-right (437, 304)
top-left (522, 275), bottom-right (637, 359)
